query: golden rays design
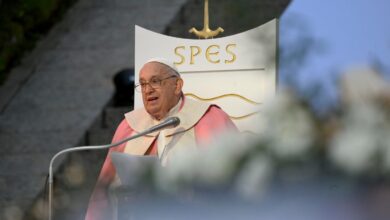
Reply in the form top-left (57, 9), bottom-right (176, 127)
top-left (185, 93), bottom-right (261, 105)
top-left (185, 93), bottom-right (260, 120)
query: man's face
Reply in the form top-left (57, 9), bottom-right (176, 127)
top-left (139, 62), bottom-right (183, 120)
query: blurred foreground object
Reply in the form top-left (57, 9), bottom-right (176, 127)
top-left (106, 67), bottom-right (390, 220)
top-left (340, 67), bottom-right (390, 105)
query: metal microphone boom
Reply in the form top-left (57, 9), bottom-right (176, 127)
top-left (47, 116), bottom-right (180, 220)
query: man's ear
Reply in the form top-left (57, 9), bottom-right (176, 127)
top-left (175, 77), bottom-right (184, 95)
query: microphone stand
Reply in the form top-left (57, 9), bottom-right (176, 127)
top-left (47, 117), bottom-right (180, 220)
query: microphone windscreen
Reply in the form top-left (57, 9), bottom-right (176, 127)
top-left (166, 117), bottom-right (180, 128)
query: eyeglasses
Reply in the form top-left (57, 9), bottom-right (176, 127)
top-left (135, 75), bottom-right (177, 92)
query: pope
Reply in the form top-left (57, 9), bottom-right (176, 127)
top-left (85, 58), bottom-right (237, 220)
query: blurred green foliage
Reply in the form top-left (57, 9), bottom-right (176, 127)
top-left (0, 0), bottom-right (77, 84)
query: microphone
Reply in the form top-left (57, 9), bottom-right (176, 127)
top-left (47, 116), bottom-right (180, 220)
top-left (145, 116), bottom-right (180, 133)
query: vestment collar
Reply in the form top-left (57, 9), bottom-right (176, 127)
top-left (124, 96), bottom-right (211, 137)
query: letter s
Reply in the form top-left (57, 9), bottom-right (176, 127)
top-left (225, 44), bottom-right (237, 64)
top-left (174, 46), bottom-right (185, 65)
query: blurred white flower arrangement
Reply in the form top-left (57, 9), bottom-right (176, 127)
top-left (330, 68), bottom-right (390, 175)
top-left (136, 68), bottom-right (390, 199)
top-left (155, 89), bottom-right (320, 197)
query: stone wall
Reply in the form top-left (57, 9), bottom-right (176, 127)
top-left (0, 0), bottom-right (291, 219)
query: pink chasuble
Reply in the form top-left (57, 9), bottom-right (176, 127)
top-left (85, 105), bottom-right (237, 220)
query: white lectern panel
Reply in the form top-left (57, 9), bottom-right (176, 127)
top-left (135, 19), bottom-right (278, 132)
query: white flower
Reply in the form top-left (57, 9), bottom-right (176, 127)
top-left (155, 131), bottom-right (253, 191)
top-left (154, 144), bottom-right (199, 192)
top-left (258, 90), bottom-right (315, 160)
top-left (332, 67), bottom-right (390, 174)
top-left (330, 126), bottom-right (378, 174)
top-left (196, 131), bottom-right (253, 185)
top-left (329, 104), bottom-right (385, 174)
top-left (235, 154), bottom-right (273, 198)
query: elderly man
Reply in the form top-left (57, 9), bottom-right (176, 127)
top-left (85, 58), bottom-right (237, 220)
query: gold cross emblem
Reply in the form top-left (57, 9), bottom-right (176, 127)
top-left (189, 0), bottom-right (224, 39)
